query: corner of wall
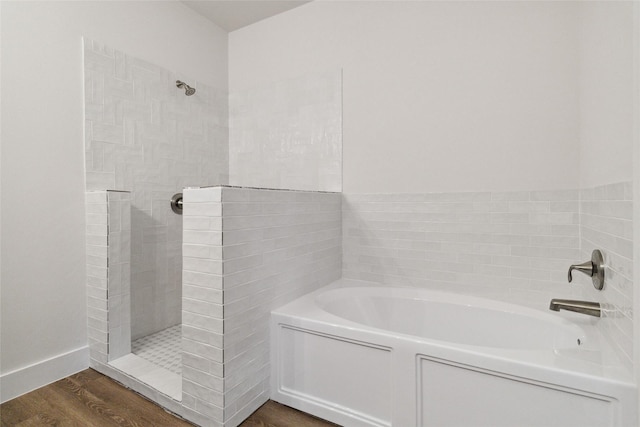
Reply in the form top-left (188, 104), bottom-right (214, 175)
top-left (631, 0), bottom-right (640, 403)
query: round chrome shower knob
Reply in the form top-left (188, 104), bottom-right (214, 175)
top-left (170, 193), bottom-right (183, 215)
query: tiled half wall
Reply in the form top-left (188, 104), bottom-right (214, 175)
top-left (343, 182), bottom-right (634, 370)
top-left (181, 186), bottom-right (342, 426)
top-left (83, 38), bottom-right (229, 340)
top-left (86, 191), bottom-right (132, 364)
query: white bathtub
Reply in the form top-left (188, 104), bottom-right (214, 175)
top-left (270, 279), bottom-right (637, 427)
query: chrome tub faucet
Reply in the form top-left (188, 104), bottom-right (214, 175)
top-left (549, 299), bottom-right (601, 317)
top-left (549, 250), bottom-right (605, 318)
top-left (568, 249), bottom-right (605, 290)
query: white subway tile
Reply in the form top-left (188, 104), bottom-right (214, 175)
top-left (182, 336), bottom-right (223, 360)
top-left (490, 191), bottom-right (530, 201)
top-left (183, 230), bottom-right (222, 246)
top-left (183, 298), bottom-right (223, 319)
top-left (185, 203), bottom-right (223, 217)
top-left (508, 201), bottom-right (550, 213)
top-left (184, 244), bottom-right (222, 260)
top-left (183, 271), bottom-right (222, 289)
top-left (86, 191), bottom-right (108, 203)
top-left (183, 284), bottom-right (223, 304)
top-left (183, 366), bottom-right (223, 392)
top-left (184, 257), bottom-right (223, 275)
top-left (529, 189), bottom-right (579, 201)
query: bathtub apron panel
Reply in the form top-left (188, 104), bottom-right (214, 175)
top-left (271, 281), bottom-right (637, 427)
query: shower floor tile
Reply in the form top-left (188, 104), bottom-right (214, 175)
top-left (132, 325), bottom-right (181, 375)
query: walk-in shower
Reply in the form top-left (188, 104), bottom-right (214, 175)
top-left (83, 37), bottom-right (343, 426)
top-left (83, 37), bottom-right (229, 402)
top-left (128, 193), bottom-right (184, 376)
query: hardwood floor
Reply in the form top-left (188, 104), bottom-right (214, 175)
top-left (0, 369), bottom-right (193, 427)
top-left (0, 369), bottom-right (337, 427)
top-left (238, 401), bottom-right (338, 427)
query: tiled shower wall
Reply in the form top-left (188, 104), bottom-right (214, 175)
top-left (580, 182), bottom-right (633, 369)
top-left (84, 39), bottom-right (229, 339)
top-left (229, 71), bottom-right (342, 192)
top-left (343, 182), bottom-right (634, 370)
top-left (86, 191), bottom-right (132, 365)
top-left (343, 190), bottom-right (582, 301)
top-left (181, 186), bottom-right (342, 427)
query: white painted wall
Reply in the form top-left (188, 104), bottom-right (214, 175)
top-left (229, 1), bottom-right (581, 193)
top-left (0, 0), bottom-right (227, 400)
top-left (578, 2), bottom-right (634, 188)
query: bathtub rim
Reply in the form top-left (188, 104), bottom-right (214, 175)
top-left (272, 278), bottom-right (636, 388)
top-left (314, 284), bottom-right (591, 351)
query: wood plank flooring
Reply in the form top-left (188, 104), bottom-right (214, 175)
top-left (0, 369), bottom-right (337, 427)
top-left (239, 401), bottom-right (338, 427)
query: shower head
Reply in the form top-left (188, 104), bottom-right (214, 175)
top-left (176, 80), bottom-right (196, 96)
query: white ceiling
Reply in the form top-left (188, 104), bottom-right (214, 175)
top-left (181, 1), bottom-right (312, 32)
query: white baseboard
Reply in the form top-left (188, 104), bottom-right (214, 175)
top-left (0, 346), bottom-right (89, 403)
